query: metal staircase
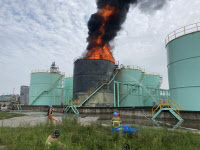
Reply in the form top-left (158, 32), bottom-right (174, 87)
top-left (31, 75), bottom-right (64, 105)
top-left (152, 99), bottom-right (184, 121)
top-left (65, 70), bottom-right (118, 114)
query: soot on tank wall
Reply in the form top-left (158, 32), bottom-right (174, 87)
top-left (73, 59), bottom-right (116, 100)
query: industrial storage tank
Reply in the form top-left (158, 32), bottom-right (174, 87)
top-left (29, 62), bottom-right (64, 106)
top-left (63, 77), bottom-right (73, 105)
top-left (73, 59), bottom-right (116, 106)
top-left (166, 23), bottom-right (200, 111)
top-left (115, 65), bottom-right (144, 107)
top-left (141, 74), bottom-right (162, 106)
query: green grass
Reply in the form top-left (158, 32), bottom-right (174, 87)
top-left (0, 112), bottom-right (25, 120)
top-left (0, 116), bottom-right (200, 150)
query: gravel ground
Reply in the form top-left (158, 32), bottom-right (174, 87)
top-left (0, 111), bottom-right (102, 127)
top-left (0, 111), bottom-right (63, 127)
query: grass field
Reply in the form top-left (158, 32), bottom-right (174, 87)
top-left (0, 112), bottom-right (25, 120)
top-left (0, 116), bottom-right (200, 150)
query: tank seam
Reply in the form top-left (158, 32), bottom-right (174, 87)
top-left (170, 85), bottom-right (200, 90)
top-left (167, 55), bottom-right (200, 67)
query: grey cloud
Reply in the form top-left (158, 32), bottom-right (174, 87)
top-left (138, 0), bottom-right (170, 13)
top-left (0, 0), bottom-right (199, 94)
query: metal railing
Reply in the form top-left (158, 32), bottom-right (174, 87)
top-left (119, 64), bottom-right (144, 71)
top-left (152, 99), bottom-right (184, 117)
top-left (165, 22), bottom-right (200, 46)
top-left (144, 72), bottom-right (162, 78)
top-left (31, 69), bottom-right (65, 76)
top-left (65, 75), bottom-right (73, 78)
top-left (118, 64), bottom-right (162, 77)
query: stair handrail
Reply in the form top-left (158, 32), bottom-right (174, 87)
top-left (169, 103), bottom-right (180, 115)
top-left (152, 99), bottom-right (184, 116)
top-left (168, 99), bottom-right (182, 115)
top-left (152, 99), bottom-right (162, 110)
top-left (152, 99), bottom-right (173, 115)
top-left (170, 99), bottom-right (185, 110)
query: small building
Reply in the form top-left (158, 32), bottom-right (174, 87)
top-left (20, 86), bottom-right (29, 105)
top-left (0, 94), bottom-right (13, 101)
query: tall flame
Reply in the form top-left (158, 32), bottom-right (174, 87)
top-left (85, 5), bottom-right (116, 63)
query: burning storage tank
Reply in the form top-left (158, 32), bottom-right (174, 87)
top-left (73, 59), bottom-right (116, 107)
top-left (115, 65), bottom-right (145, 107)
top-left (74, 0), bottom-right (138, 106)
top-left (166, 23), bottom-right (200, 111)
top-left (29, 62), bottom-right (64, 106)
top-left (63, 77), bottom-right (73, 105)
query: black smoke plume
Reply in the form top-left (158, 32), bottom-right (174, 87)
top-left (85, 0), bottom-right (169, 56)
top-left (86, 0), bottom-right (138, 52)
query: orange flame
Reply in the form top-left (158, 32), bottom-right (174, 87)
top-left (85, 5), bottom-right (116, 63)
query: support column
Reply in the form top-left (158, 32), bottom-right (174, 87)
top-left (117, 83), bottom-right (119, 107)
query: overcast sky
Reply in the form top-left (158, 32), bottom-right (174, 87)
top-left (0, 0), bottom-right (200, 94)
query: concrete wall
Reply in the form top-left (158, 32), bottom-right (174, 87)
top-left (21, 106), bottom-right (200, 121)
top-left (22, 105), bottom-right (62, 112)
top-left (84, 87), bottom-right (114, 107)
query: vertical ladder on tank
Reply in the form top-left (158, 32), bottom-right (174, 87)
top-left (152, 99), bottom-right (184, 121)
top-left (64, 70), bottom-right (118, 114)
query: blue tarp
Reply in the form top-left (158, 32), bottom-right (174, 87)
top-left (112, 126), bottom-right (140, 134)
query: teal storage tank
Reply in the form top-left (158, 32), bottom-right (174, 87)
top-left (63, 77), bottom-right (73, 105)
top-left (141, 74), bottom-right (162, 106)
top-left (166, 23), bottom-right (200, 111)
top-left (141, 74), bottom-right (162, 88)
top-left (29, 71), bottom-right (64, 106)
top-left (115, 66), bottom-right (144, 107)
